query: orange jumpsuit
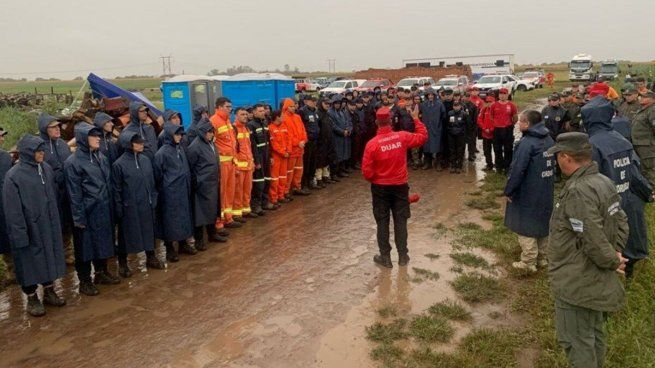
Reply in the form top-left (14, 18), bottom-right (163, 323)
top-left (268, 121), bottom-right (291, 204)
top-left (210, 109), bottom-right (237, 227)
top-left (233, 121), bottom-right (254, 216)
top-left (282, 99), bottom-right (307, 193)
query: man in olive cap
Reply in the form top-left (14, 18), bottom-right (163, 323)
top-left (617, 86), bottom-right (640, 122)
top-left (631, 90), bottom-right (655, 186)
top-left (547, 132), bottom-right (628, 368)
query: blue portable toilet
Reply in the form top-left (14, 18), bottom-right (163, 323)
top-left (161, 75), bottom-right (213, 128)
top-left (268, 73), bottom-right (296, 107)
top-left (222, 73), bottom-right (277, 111)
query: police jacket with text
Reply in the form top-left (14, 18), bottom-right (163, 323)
top-left (298, 105), bottom-right (320, 141)
top-left (362, 119), bottom-right (428, 185)
top-left (583, 96), bottom-right (653, 260)
top-left (503, 123), bottom-right (555, 238)
top-left (541, 105), bottom-right (570, 140)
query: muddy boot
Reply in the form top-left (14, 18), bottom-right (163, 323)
top-left (195, 236), bottom-right (207, 251)
top-left (316, 179), bottom-right (327, 189)
top-left (217, 228), bottom-right (230, 237)
top-left (293, 188), bottom-right (311, 196)
top-left (329, 176), bottom-right (340, 183)
top-left (94, 271), bottom-right (120, 285)
top-left (263, 202), bottom-right (277, 211)
top-left (43, 286), bottom-right (66, 306)
top-left (285, 193), bottom-right (294, 201)
top-left (207, 227), bottom-right (228, 243)
top-left (278, 197), bottom-right (291, 203)
top-left (179, 241), bottom-right (198, 255)
top-left (224, 221), bottom-right (242, 228)
top-left (373, 254), bottom-right (393, 269)
top-left (146, 253), bottom-right (166, 270)
top-left (398, 253), bottom-right (410, 267)
top-left (165, 242), bottom-right (179, 263)
top-left (435, 162), bottom-right (443, 172)
top-left (512, 261), bottom-right (537, 274)
top-left (309, 181), bottom-right (321, 190)
top-left (26, 294), bottom-right (45, 317)
top-left (245, 212), bottom-right (259, 218)
top-left (79, 280), bottom-right (100, 296)
top-left (118, 260), bottom-right (132, 278)
top-left (233, 216), bottom-right (247, 224)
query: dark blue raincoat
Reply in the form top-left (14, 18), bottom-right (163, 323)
top-left (38, 113), bottom-right (72, 228)
top-left (122, 101), bottom-right (159, 161)
top-left (420, 99), bottom-right (446, 154)
top-left (329, 106), bottom-right (352, 162)
top-left (187, 118), bottom-right (220, 227)
top-left (582, 96), bottom-right (653, 260)
top-left (112, 130), bottom-right (157, 254)
top-left (503, 123), bottom-right (555, 238)
top-left (154, 122), bottom-right (193, 241)
top-left (187, 105), bottom-right (208, 144)
top-left (93, 112), bottom-right (120, 165)
top-left (3, 135), bottom-right (65, 286)
top-left (64, 124), bottom-right (115, 262)
top-left (157, 110), bottom-right (189, 152)
top-left (0, 148), bottom-right (12, 254)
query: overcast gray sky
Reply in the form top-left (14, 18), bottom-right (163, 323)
top-left (0, 0), bottom-right (652, 79)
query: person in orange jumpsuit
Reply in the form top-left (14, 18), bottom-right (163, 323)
top-left (232, 107), bottom-right (256, 222)
top-left (268, 110), bottom-right (291, 206)
top-left (282, 98), bottom-right (310, 198)
top-left (210, 97), bottom-right (241, 229)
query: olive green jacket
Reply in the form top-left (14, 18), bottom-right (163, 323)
top-left (631, 103), bottom-right (655, 159)
top-left (548, 162), bottom-right (628, 312)
top-left (617, 100), bottom-right (641, 122)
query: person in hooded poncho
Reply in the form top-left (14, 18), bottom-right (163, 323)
top-left (93, 112), bottom-right (120, 165)
top-left (187, 118), bottom-right (227, 249)
top-left (4, 134), bottom-right (66, 317)
top-left (38, 113), bottom-right (74, 264)
top-left (64, 124), bottom-right (120, 296)
top-left (503, 110), bottom-right (555, 273)
top-left (158, 110), bottom-right (189, 153)
top-left (328, 96), bottom-right (352, 177)
top-left (187, 105), bottom-right (209, 144)
top-left (0, 127), bottom-right (14, 281)
top-left (581, 92), bottom-right (653, 278)
top-left (122, 101), bottom-right (159, 161)
top-left (154, 122), bottom-right (196, 262)
top-left (315, 97), bottom-right (337, 185)
top-left (419, 90), bottom-right (446, 170)
top-left (112, 130), bottom-right (165, 278)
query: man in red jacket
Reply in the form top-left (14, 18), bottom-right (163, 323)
top-left (490, 88), bottom-right (518, 174)
top-left (362, 105), bottom-right (428, 268)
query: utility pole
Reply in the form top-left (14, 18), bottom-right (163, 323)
top-left (160, 55), bottom-right (173, 76)
top-left (326, 59), bottom-right (336, 74)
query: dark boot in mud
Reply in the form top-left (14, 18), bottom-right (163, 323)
top-left (79, 280), bottom-right (99, 296)
top-left (398, 253), bottom-right (410, 267)
top-left (94, 271), bottom-right (120, 285)
top-left (179, 241), bottom-right (198, 255)
top-left (118, 259), bottom-right (132, 278)
top-left (374, 254), bottom-right (393, 269)
top-left (165, 242), bottom-right (179, 263)
top-left (146, 252), bottom-right (166, 270)
top-left (43, 286), bottom-right (66, 306)
top-left (26, 294), bottom-right (45, 317)
top-left (207, 227), bottom-right (228, 243)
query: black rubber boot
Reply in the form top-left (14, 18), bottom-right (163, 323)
top-left (43, 286), bottom-right (66, 306)
top-left (373, 254), bottom-right (393, 269)
top-left (118, 259), bottom-right (132, 278)
top-left (263, 202), bottom-right (277, 211)
top-left (146, 253), bottom-right (165, 270)
top-left (79, 280), bottom-right (100, 296)
top-left (26, 294), bottom-right (45, 317)
top-left (398, 254), bottom-right (410, 267)
top-left (179, 241), bottom-right (198, 255)
top-left (165, 242), bottom-right (179, 263)
top-left (207, 227), bottom-right (228, 243)
top-left (94, 271), bottom-right (120, 285)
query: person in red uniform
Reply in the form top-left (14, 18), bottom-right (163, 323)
top-left (477, 96), bottom-right (496, 171)
top-left (362, 105), bottom-right (428, 268)
top-left (490, 88), bottom-right (518, 173)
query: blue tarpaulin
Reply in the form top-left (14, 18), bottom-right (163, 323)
top-left (87, 73), bottom-right (162, 116)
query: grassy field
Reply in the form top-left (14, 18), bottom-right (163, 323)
top-left (0, 78), bottom-right (162, 95)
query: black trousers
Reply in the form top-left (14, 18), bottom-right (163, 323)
top-left (22, 282), bottom-right (53, 295)
top-left (371, 183), bottom-right (410, 256)
top-left (465, 128), bottom-right (477, 159)
top-left (73, 227), bottom-right (109, 282)
top-left (302, 140), bottom-right (318, 188)
top-left (194, 224), bottom-right (216, 241)
top-left (482, 138), bottom-right (494, 167)
top-left (492, 127), bottom-right (514, 171)
top-left (251, 150), bottom-right (271, 209)
top-left (448, 132), bottom-right (466, 169)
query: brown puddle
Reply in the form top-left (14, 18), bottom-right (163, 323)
top-left (0, 156), bottom-right (521, 368)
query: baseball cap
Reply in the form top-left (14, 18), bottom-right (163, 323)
top-left (376, 107), bottom-right (391, 122)
top-left (547, 132), bottom-right (592, 155)
top-left (485, 96), bottom-right (495, 103)
top-left (498, 88), bottom-right (509, 94)
top-left (548, 93), bottom-right (561, 101)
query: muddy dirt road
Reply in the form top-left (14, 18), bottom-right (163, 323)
top-left (0, 163), bottom-right (501, 368)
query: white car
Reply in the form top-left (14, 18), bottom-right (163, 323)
top-left (436, 75), bottom-right (470, 92)
top-left (320, 79), bottom-right (359, 95)
top-left (520, 71), bottom-right (544, 88)
top-left (396, 77), bottom-right (437, 91)
top-left (473, 74), bottom-right (517, 95)
top-left (510, 75), bottom-right (535, 92)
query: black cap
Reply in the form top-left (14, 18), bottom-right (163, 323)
top-left (131, 135), bottom-right (145, 144)
top-left (548, 93), bottom-right (561, 101)
top-left (443, 89), bottom-right (454, 95)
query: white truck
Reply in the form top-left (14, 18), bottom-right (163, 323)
top-left (569, 54), bottom-right (596, 82)
top-left (598, 60), bottom-right (619, 81)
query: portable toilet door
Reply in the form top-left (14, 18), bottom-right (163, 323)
top-left (162, 81), bottom-right (192, 128)
top-left (188, 81), bottom-right (212, 122)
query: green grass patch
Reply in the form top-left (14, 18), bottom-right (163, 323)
top-left (377, 305), bottom-right (398, 319)
top-left (431, 222), bottom-right (448, 239)
top-left (424, 253), bottom-right (440, 260)
top-left (452, 273), bottom-right (504, 303)
top-left (450, 265), bottom-right (464, 274)
top-left (409, 315), bottom-right (454, 343)
top-left (428, 299), bottom-right (472, 321)
top-left (366, 318), bottom-right (408, 343)
top-left (453, 216), bottom-right (520, 266)
top-left (456, 328), bottom-right (520, 368)
top-left (370, 342), bottom-right (405, 366)
top-left (0, 107), bottom-right (40, 148)
top-left (410, 348), bottom-right (462, 368)
top-left (450, 252), bottom-right (490, 270)
top-left (464, 192), bottom-right (500, 210)
top-left (479, 171), bottom-right (507, 193)
top-left (412, 267), bottom-right (440, 282)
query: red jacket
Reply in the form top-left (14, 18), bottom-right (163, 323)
top-left (490, 101), bottom-right (517, 128)
top-left (477, 105), bottom-right (495, 139)
top-left (470, 96), bottom-right (484, 111)
top-left (282, 99), bottom-right (307, 158)
top-left (362, 119), bottom-right (428, 185)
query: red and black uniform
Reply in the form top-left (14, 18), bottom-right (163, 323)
top-left (477, 102), bottom-right (495, 168)
top-left (362, 108), bottom-right (427, 257)
top-left (490, 100), bottom-right (518, 172)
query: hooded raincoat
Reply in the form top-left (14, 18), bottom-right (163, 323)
top-left (64, 124), bottom-right (115, 262)
top-left (112, 130), bottom-right (157, 254)
top-left (329, 101), bottom-right (352, 162)
top-left (420, 98), bottom-right (446, 154)
top-left (3, 135), bottom-right (65, 286)
top-left (154, 122), bottom-right (193, 241)
top-left (187, 105), bottom-right (208, 144)
top-left (186, 118), bottom-right (220, 227)
top-left (503, 123), bottom-right (555, 238)
top-left (0, 147), bottom-right (12, 254)
top-left (38, 113), bottom-right (72, 227)
top-left (93, 112), bottom-right (120, 165)
top-left (582, 96), bottom-right (653, 260)
top-left (122, 101), bottom-right (159, 161)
